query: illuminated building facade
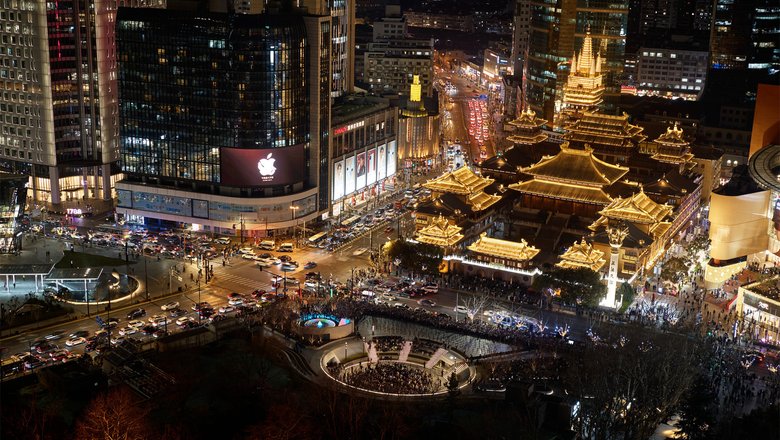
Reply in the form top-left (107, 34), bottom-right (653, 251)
top-left (115, 2), bottom-right (329, 235)
top-left (397, 76), bottom-right (441, 170)
top-left (0, 0), bottom-right (164, 206)
top-left (0, 174), bottom-right (28, 253)
top-left (560, 32), bottom-right (605, 125)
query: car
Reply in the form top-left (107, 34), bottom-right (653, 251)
top-left (210, 314), bottom-right (227, 323)
top-left (418, 299), bottom-right (437, 307)
top-left (238, 247), bottom-right (254, 254)
top-left (228, 297), bottom-right (244, 307)
top-left (127, 320), bottom-right (145, 328)
top-left (176, 316), bottom-right (193, 326)
top-left (218, 305), bottom-right (236, 314)
top-left (215, 237), bottom-right (231, 245)
top-left (192, 302), bottom-right (211, 311)
top-left (44, 330), bottom-right (65, 340)
top-left (69, 330), bottom-right (89, 338)
top-left (49, 349), bottom-right (70, 362)
top-left (255, 258), bottom-right (273, 267)
top-left (151, 316), bottom-right (169, 327)
top-left (161, 301), bottom-right (180, 311)
top-left (126, 308), bottom-right (146, 319)
top-left (153, 329), bottom-right (168, 339)
top-left (279, 255), bottom-right (292, 263)
top-left (199, 308), bottom-right (215, 319)
top-left (454, 305), bottom-right (469, 314)
top-left (141, 325), bottom-right (157, 335)
top-left (260, 292), bottom-right (276, 302)
top-left (422, 283), bottom-right (439, 294)
top-left (118, 326), bottom-right (137, 336)
top-left (65, 336), bottom-right (86, 347)
top-left (242, 252), bottom-right (256, 260)
top-left (168, 308), bottom-right (187, 318)
top-left (303, 261), bottom-right (317, 269)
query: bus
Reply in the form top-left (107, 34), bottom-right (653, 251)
top-left (308, 231), bottom-right (328, 247)
top-left (1, 355), bottom-right (24, 378)
top-left (341, 215), bottom-right (361, 227)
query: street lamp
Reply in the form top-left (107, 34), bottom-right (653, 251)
top-left (289, 205), bottom-right (299, 246)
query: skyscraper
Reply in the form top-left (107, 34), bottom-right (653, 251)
top-left (525, 0), bottom-right (628, 126)
top-left (115, 1), bottom-right (330, 234)
top-left (0, 0), bottom-right (164, 206)
top-left (300, 0), bottom-right (355, 97)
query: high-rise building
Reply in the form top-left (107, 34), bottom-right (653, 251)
top-left (510, 0), bottom-right (531, 80)
top-left (525, 0), bottom-right (628, 126)
top-left (300, 0), bottom-right (355, 97)
top-left (115, 1), bottom-right (330, 235)
top-left (0, 0), bottom-right (164, 207)
top-left (709, 0), bottom-right (779, 71)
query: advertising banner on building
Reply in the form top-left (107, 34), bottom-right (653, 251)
top-left (367, 148), bottom-right (377, 185)
top-left (345, 155), bottom-right (356, 196)
top-left (377, 143), bottom-right (387, 181)
top-left (332, 159), bottom-right (345, 201)
top-left (356, 152), bottom-right (367, 190)
top-left (387, 141), bottom-right (397, 177)
top-left (220, 145), bottom-right (305, 187)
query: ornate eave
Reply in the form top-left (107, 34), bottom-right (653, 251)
top-left (507, 132), bottom-right (549, 145)
top-left (518, 143), bottom-right (630, 186)
top-left (423, 166), bottom-right (493, 195)
top-left (563, 111), bottom-right (647, 148)
top-left (467, 191), bottom-right (503, 211)
top-left (557, 238), bottom-right (606, 271)
top-left (510, 178), bottom-right (615, 205)
top-left (597, 190), bottom-right (673, 224)
top-left (649, 221), bottom-right (673, 239)
top-left (415, 216), bottom-right (465, 247)
top-left (467, 233), bottom-right (540, 262)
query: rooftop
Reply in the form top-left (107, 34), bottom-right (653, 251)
top-left (467, 233), bottom-right (540, 262)
top-left (332, 95), bottom-right (393, 125)
top-left (597, 190), bottom-right (673, 224)
top-left (424, 166), bottom-right (494, 195)
top-left (556, 238), bottom-right (606, 271)
top-left (415, 216), bottom-right (464, 247)
top-left (517, 143), bottom-right (630, 186)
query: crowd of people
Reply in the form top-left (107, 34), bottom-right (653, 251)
top-left (335, 362), bottom-right (439, 394)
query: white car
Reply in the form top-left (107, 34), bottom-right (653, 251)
top-left (218, 305), bottom-right (236, 314)
top-left (150, 315), bottom-right (169, 327)
top-left (255, 259), bottom-right (273, 267)
top-left (454, 305), bottom-right (469, 315)
top-left (65, 336), bottom-right (86, 347)
top-left (161, 301), bottom-right (180, 311)
top-left (176, 316), bottom-right (193, 326)
top-left (241, 253), bottom-right (256, 260)
top-left (118, 326), bottom-right (137, 336)
top-left (228, 297), bottom-right (244, 306)
top-left (238, 247), bottom-right (254, 254)
top-left (127, 320), bottom-right (145, 328)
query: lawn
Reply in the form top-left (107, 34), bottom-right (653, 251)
top-left (54, 250), bottom-right (135, 269)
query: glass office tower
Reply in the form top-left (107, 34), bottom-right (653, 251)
top-left (116, 3), bottom-right (329, 235)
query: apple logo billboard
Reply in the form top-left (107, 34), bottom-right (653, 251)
top-left (220, 145), bottom-right (304, 187)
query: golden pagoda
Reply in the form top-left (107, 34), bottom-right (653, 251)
top-left (509, 142), bottom-right (629, 216)
top-left (415, 215), bottom-right (464, 247)
top-left (563, 111), bottom-right (646, 160)
top-left (557, 238), bottom-right (606, 271)
top-left (468, 232), bottom-right (540, 262)
top-left (650, 123), bottom-right (695, 170)
top-left (400, 75), bottom-right (427, 117)
top-left (590, 188), bottom-right (673, 230)
top-left (506, 108), bottom-right (549, 145)
top-left (423, 166), bottom-right (494, 195)
top-left (561, 31), bottom-right (605, 116)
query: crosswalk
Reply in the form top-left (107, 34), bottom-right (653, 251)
top-left (210, 272), bottom-right (270, 292)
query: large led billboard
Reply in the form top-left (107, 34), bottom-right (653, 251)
top-left (356, 152), bottom-right (367, 190)
top-left (333, 159), bottom-right (345, 201)
top-left (345, 155), bottom-right (356, 196)
top-left (220, 145), bottom-right (305, 187)
top-left (367, 148), bottom-right (377, 185)
top-left (387, 141), bottom-right (397, 177)
top-left (377, 143), bottom-right (387, 181)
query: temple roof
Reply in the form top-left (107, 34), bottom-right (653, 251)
top-left (415, 193), bottom-right (472, 217)
top-left (467, 191), bottom-right (503, 211)
top-left (597, 190), bottom-right (673, 224)
top-left (507, 108), bottom-right (549, 145)
top-left (423, 166), bottom-right (494, 195)
top-left (510, 179), bottom-right (614, 205)
top-left (654, 123), bottom-right (689, 147)
top-left (518, 143), bottom-right (629, 186)
top-left (641, 170), bottom-right (697, 197)
top-left (564, 112), bottom-right (647, 148)
top-left (467, 233), bottom-right (540, 262)
top-left (556, 238), bottom-right (606, 271)
top-left (415, 216), bottom-right (464, 247)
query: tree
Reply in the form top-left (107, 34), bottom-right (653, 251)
top-left (660, 256), bottom-right (688, 285)
top-left (460, 294), bottom-right (489, 320)
top-left (533, 266), bottom-right (606, 308)
top-left (447, 371), bottom-right (460, 397)
top-left (617, 282), bottom-right (636, 313)
top-left (676, 374), bottom-right (717, 440)
top-left (384, 239), bottom-right (443, 276)
top-left (75, 387), bottom-right (151, 440)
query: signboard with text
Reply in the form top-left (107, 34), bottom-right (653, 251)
top-left (220, 145), bottom-right (305, 187)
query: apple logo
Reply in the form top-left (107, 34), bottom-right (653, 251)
top-left (258, 153), bottom-right (276, 177)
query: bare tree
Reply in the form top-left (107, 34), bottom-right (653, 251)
top-left (75, 387), bottom-right (151, 440)
top-left (461, 294), bottom-right (490, 320)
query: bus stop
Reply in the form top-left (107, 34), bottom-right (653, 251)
top-left (0, 264), bottom-right (54, 293)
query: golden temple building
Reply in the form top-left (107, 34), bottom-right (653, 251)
top-left (648, 123), bottom-right (695, 171)
top-left (506, 108), bottom-right (549, 146)
top-left (557, 238), bottom-right (606, 271)
top-left (563, 111), bottom-right (647, 164)
top-left (414, 215), bottom-right (464, 247)
top-left (423, 165), bottom-right (494, 196)
top-left (561, 31), bottom-right (605, 120)
top-left (508, 143), bottom-right (630, 217)
top-left (467, 232), bottom-right (540, 269)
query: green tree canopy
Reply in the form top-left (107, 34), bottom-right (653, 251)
top-left (384, 239), bottom-right (443, 276)
top-left (660, 256), bottom-right (688, 285)
top-left (533, 266), bottom-right (606, 307)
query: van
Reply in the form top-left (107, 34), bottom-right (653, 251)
top-left (278, 242), bottom-right (294, 252)
top-left (259, 240), bottom-right (275, 250)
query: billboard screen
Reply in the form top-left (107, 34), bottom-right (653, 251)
top-left (220, 145), bottom-right (305, 187)
top-left (387, 141), bottom-right (397, 177)
top-left (333, 159), bottom-right (345, 201)
top-left (345, 155), bottom-right (356, 196)
top-left (367, 148), bottom-right (377, 185)
top-left (356, 152), bottom-right (367, 190)
top-left (377, 143), bottom-right (387, 181)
